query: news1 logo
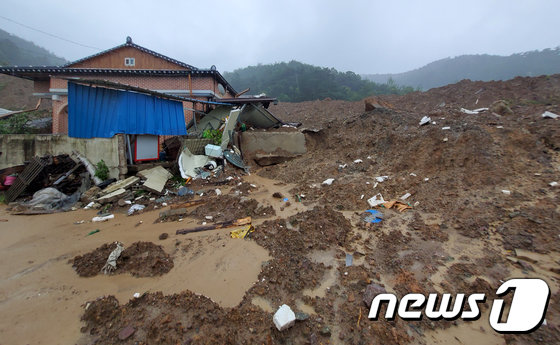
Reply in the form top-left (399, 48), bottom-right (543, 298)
top-left (368, 278), bottom-right (550, 333)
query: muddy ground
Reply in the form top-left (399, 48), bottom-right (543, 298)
top-left (1, 74), bottom-right (560, 344)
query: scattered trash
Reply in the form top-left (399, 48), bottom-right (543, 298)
top-left (282, 197), bottom-right (289, 202)
top-left (133, 293), bottom-right (141, 298)
top-left (460, 107), bottom-right (488, 115)
top-left (441, 126), bottom-right (451, 130)
top-left (409, 173), bottom-right (417, 177)
top-left (101, 242), bottom-right (124, 274)
top-left (127, 204), bottom-right (145, 216)
top-left (400, 192), bottom-right (411, 201)
top-left (230, 225), bottom-right (255, 239)
top-left (322, 178), bottom-right (335, 186)
top-left (84, 201), bottom-right (95, 209)
top-left (549, 181), bottom-right (558, 187)
top-left (413, 201), bottom-right (420, 207)
top-left (502, 190), bottom-right (511, 195)
top-left (86, 229), bottom-right (100, 236)
top-left (419, 116), bottom-right (431, 126)
top-left (443, 137), bottom-right (448, 142)
top-left (364, 209), bottom-right (383, 223)
top-left (542, 111), bottom-right (559, 119)
top-left (424, 177), bottom-right (430, 181)
top-left (92, 214), bottom-right (115, 222)
top-left (496, 125), bottom-right (504, 129)
top-left (360, 194), bottom-right (364, 200)
top-left (354, 159), bottom-right (363, 164)
top-left (382, 200), bottom-right (412, 212)
top-left (345, 253), bottom-right (353, 267)
top-left (367, 193), bottom-right (385, 207)
top-left (376, 176), bottom-right (389, 183)
top-left (273, 304), bottom-right (296, 331)
top-left (177, 186), bottom-right (195, 196)
top-left (204, 144), bottom-right (223, 158)
top-left (176, 217), bottom-right (252, 235)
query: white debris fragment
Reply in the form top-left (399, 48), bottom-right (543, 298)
top-left (339, 164), bottom-right (347, 169)
top-left (461, 107), bottom-right (488, 114)
top-left (419, 116), bottom-right (431, 126)
top-left (410, 173), bottom-right (417, 177)
top-left (375, 176), bottom-right (389, 183)
top-left (496, 126), bottom-right (504, 129)
top-left (133, 292), bottom-right (141, 298)
top-left (424, 177), bottom-right (430, 182)
top-left (373, 182), bottom-right (379, 188)
top-left (367, 193), bottom-right (385, 207)
top-left (226, 176), bottom-right (234, 181)
top-left (367, 156), bottom-right (372, 160)
top-left (273, 304), bottom-right (296, 331)
top-left (102, 242), bottom-right (123, 274)
top-left (84, 201), bottom-right (95, 209)
top-left (360, 194), bottom-right (364, 200)
top-left (443, 138), bottom-right (449, 142)
top-left (441, 126), bottom-right (451, 130)
top-left (502, 190), bottom-right (511, 195)
top-left (250, 184), bottom-right (257, 188)
top-left (549, 181), bottom-right (558, 187)
top-left (414, 201), bottom-right (420, 207)
top-left (400, 193), bottom-right (411, 201)
top-left (215, 188), bottom-right (222, 196)
top-left (322, 178), bottom-right (335, 186)
top-left (92, 214), bottom-right (115, 222)
top-left (542, 111), bottom-right (559, 119)
top-left (162, 202), bottom-right (168, 207)
top-left (127, 204), bottom-right (145, 216)
top-left (354, 159), bottom-right (363, 164)
top-left (205, 215), bottom-right (214, 220)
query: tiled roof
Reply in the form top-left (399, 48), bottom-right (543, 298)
top-left (0, 66), bottom-right (237, 95)
top-left (63, 37), bottom-right (198, 70)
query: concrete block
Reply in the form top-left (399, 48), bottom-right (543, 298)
top-left (138, 166), bottom-right (172, 194)
top-left (101, 176), bottom-right (139, 195)
top-left (273, 304), bottom-right (296, 331)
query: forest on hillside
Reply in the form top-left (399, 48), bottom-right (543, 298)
top-left (363, 47), bottom-right (560, 90)
top-left (224, 61), bottom-right (415, 102)
top-left (0, 28), bottom-right (66, 66)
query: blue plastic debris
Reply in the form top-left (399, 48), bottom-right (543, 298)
top-left (283, 197), bottom-right (289, 202)
top-left (345, 253), bottom-right (353, 267)
top-left (364, 209), bottom-right (383, 223)
top-left (178, 186), bottom-right (194, 196)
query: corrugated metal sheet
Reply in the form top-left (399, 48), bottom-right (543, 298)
top-left (68, 82), bottom-right (187, 138)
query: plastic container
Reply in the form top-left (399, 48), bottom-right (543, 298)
top-left (205, 144), bottom-right (223, 158)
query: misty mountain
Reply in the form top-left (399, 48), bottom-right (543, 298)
top-left (0, 28), bottom-right (66, 66)
top-left (363, 48), bottom-right (560, 91)
top-left (224, 61), bottom-right (414, 102)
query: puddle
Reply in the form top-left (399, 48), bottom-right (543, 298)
top-left (251, 296), bottom-right (274, 313)
top-left (295, 299), bottom-right (316, 315)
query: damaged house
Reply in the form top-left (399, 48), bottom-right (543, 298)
top-left (0, 37), bottom-right (307, 203)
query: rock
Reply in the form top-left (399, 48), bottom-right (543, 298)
top-left (490, 100), bottom-right (513, 116)
top-left (118, 325), bottom-right (135, 340)
top-left (81, 186), bottom-right (101, 203)
top-left (272, 192), bottom-right (284, 199)
top-left (348, 293), bottom-right (355, 302)
top-left (273, 304), bottom-right (296, 331)
top-left (363, 283), bottom-right (387, 308)
top-left (159, 233), bottom-right (169, 240)
top-left (364, 97), bottom-right (392, 112)
top-left (178, 186), bottom-right (194, 196)
top-left (320, 326), bottom-right (331, 337)
top-left (295, 311), bottom-right (309, 321)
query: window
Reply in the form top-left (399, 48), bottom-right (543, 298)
top-left (124, 57), bottom-right (135, 66)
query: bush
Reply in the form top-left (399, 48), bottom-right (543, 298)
top-left (95, 160), bottom-right (109, 181)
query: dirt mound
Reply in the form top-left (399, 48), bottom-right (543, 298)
top-left (189, 195), bottom-right (275, 222)
top-left (72, 241), bottom-right (173, 277)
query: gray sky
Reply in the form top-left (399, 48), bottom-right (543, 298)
top-left (1, 0), bottom-right (559, 74)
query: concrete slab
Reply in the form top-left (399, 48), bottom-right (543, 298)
top-left (138, 166), bottom-right (172, 194)
top-left (101, 176), bottom-right (139, 196)
top-left (96, 188), bottom-right (127, 204)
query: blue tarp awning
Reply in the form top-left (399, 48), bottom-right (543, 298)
top-left (68, 82), bottom-right (187, 138)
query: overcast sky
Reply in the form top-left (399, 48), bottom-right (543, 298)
top-left (1, 0), bottom-right (559, 74)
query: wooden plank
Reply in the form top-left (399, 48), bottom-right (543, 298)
top-left (176, 217), bottom-right (252, 235)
